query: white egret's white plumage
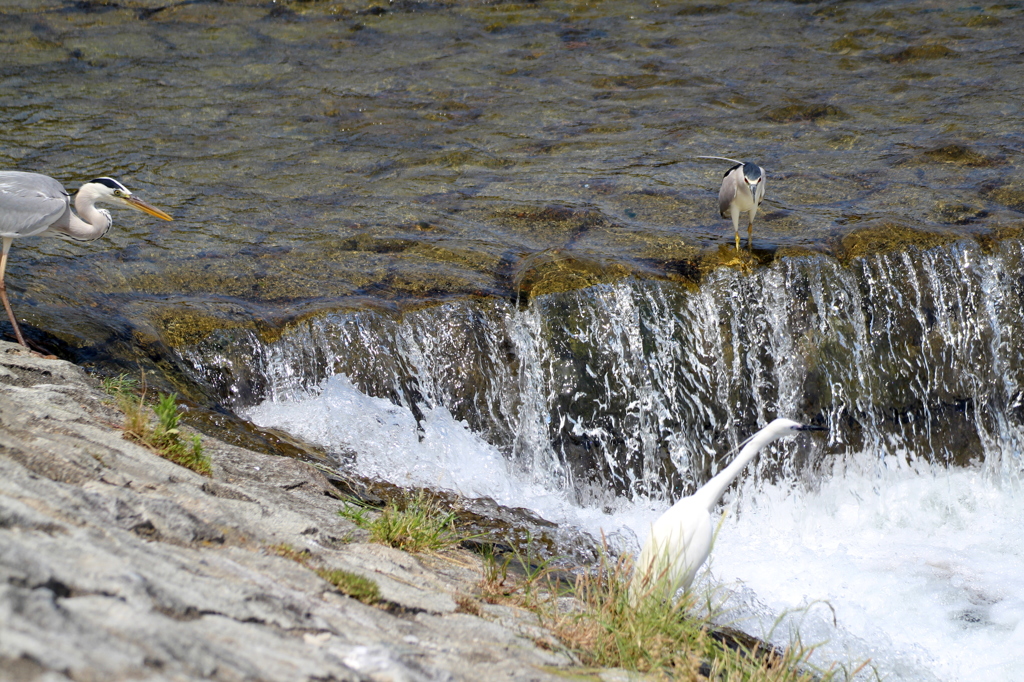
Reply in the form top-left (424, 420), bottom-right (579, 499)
top-left (0, 171), bottom-right (172, 347)
top-left (631, 418), bottom-right (824, 603)
top-left (697, 156), bottom-right (766, 250)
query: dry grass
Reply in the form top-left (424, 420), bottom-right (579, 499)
top-left (480, 545), bottom-right (864, 681)
top-left (550, 553), bottom-right (708, 675)
top-left (479, 542), bottom-right (559, 610)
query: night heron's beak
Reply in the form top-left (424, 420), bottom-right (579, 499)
top-left (121, 195), bottom-right (173, 221)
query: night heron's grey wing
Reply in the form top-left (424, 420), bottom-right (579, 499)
top-left (718, 167), bottom-right (740, 218)
top-left (755, 172), bottom-right (766, 205)
top-left (0, 172), bottom-right (71, 238)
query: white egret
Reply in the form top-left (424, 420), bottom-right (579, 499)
top-left (631, 418), bottom-right (824, 603)
top-left (697, 156), bottom-right (767, 250)
top-left (0, 172), bottom-right (172, 347)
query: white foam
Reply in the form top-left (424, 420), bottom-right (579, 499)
top-left (707, 454), bottom-right (1024, 681)
top-left (244, 377), bottom-right (1024, 682)
top-left (243, 374), bottom-right (648, 532)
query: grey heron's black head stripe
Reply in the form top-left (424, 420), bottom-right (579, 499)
top-left (89, 177), bottom-right (129, 192)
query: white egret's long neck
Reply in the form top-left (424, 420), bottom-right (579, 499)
top-left (691, 428), bottom-right (785, 512)
top-left (68, 187), bottom-right (112, 241)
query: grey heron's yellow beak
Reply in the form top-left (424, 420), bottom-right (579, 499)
top-left (121, 195), bottom-right (173, 221)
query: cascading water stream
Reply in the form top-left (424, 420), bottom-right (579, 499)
top-left (179, 238), bottom-right (1024, 680)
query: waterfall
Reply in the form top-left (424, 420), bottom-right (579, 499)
top-left (184, 238), bottom-right (1024, 498)
top-left (179, 238), bottom-right (1024, 681)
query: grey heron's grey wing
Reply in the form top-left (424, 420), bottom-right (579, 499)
top-left (0, 172), bottom-right (71, 238)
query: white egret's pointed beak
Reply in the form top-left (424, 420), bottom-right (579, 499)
top-left (120, 195), bottom-right (173, 221)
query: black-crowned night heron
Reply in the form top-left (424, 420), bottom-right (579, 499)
top-left (630, 418), bottom-right (825, 604)
top-left (0, 172), bottom-right (172, 348)
top-left (698, 156), bottom-right (766, 250)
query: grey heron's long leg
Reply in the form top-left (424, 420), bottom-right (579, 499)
top-left (0, 237), bottom-right (28, 347)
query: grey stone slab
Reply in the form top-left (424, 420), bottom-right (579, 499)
top-left (0, 341), bottom-right (585, 682)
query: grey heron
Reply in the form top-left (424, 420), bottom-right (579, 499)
top-left (0, 172), bottom-right (172, 348)
top-left (630, 418), bottom-right (825, 604)
top-left (698, 156), bottom-right (766, 250)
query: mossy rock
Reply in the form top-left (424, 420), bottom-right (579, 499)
top-left (674, 4), bottom-right (728, 15)
top-left (491, 204), bottom-right (610, 248)
top-left (761, 103), bottom-right (846, 123)
top-left (836, 224), bottom-right (961, 263)
top-left (696, 244), bottom-right (765, 274)
top-left (980, 181), bottom-right (1024, 212)
top-left (931, 201), bottom-right (988, 225)
top-left (591, 74), bottom-right (687, 90)
top-left (149, 306), bottom-right (263, 349)
top-left (512, 250), bottom-right (630, 300)
top-left (125, 246), bottom-right (493, 302)
top-left (918, 144), bottom-right (1000, 167)
top-left (964, 14), bottom-right (1001, 27)
top-left (334, 234), bottom-right (417, 253)
top-left (977, 226), bottom-right (1024, 253)
top-left (830, 35), bottom-right (865, 52)
top-left (887, 44), bottom-right (958, 62)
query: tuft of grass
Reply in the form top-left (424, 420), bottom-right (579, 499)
top-left (118, 389), bottom-right (211, 477)
top-left (480, 538), bottom-right (558, 610)
top-left (338, 499), bottom-right (374, 528)
top-left (477, 543), bottom-right (859, 681)
top-left (317, 568), bottom-right (380, 604)
top-left (101, 373), bottom-right (138, 402)
top-left (550, 553), bottom-right (709, 674)
top-left (339, 491), bottom-right (462, 553)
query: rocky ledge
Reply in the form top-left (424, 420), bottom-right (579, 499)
top-left (0, 340), bottom-right (610, 681)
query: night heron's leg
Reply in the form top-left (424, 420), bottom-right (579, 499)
top-left (0, 237), bottom-right (27, 347)
top-left (730, 207), bottom-right (742, 250)
top-left (748, 203), bottom-right (759, 249)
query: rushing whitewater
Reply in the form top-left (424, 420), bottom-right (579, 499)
top-left (230, 238), bottom-right (1024, 681)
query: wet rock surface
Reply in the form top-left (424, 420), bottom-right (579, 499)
top-left (0, 341), bottom-right (589, 682)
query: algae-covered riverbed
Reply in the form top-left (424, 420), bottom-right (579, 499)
top-left (1, 0), bottom-right (1022, 370)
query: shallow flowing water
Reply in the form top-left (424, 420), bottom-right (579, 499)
top-left (1, 0), bottom-right (1023, 358)
top-left (3, 1), bottom-right (1024, 680)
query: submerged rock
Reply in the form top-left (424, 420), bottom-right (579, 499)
top-left (980, 181), bottom-right (1024, 213)
top-left (761, 102), bottom-right (846, 123)
top-left (917, 144), bottom-right (1001, 168)
top-left (886, 44), bottom-right (959, 62)
top-left (932, 201), bottom-right (988, 225)
top-left (835, 223), bottom-right (961, 263)
top-left (511, 249), bottom-right (631, 300)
